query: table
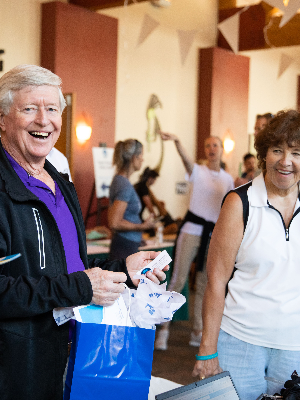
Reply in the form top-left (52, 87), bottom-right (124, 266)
top-left (87, 237), bottom-right (189, 321)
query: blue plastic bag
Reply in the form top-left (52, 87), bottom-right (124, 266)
top-left (64, 321), bottom-right (155, 400)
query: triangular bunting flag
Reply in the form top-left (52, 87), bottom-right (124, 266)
top-left (218, 11), bottom-right (240, 53)
top-left (177, 30), bottom-right (197, 65)
top-left (263, 0), bottom-right (300, 28)
top-left (278, 53), bottom-right (294, 78)
top-left (137, 14), bottom-right (160, 47)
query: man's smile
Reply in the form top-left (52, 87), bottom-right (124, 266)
top-left (29, 131), bottom-right (51, 139)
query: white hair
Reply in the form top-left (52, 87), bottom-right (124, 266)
top-left (0, 65), bottom-right (66, 115)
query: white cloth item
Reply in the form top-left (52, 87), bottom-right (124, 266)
top-left (222, 173), bottom-right (300, 350)
top-left (181, 164), bottom-right (234, 236)
top-left (148, 376), bottom-right (182, 400)
top-left (130, 276), bottom-right (186, 328)
top-left (46, 148), bottom-right (72, 181)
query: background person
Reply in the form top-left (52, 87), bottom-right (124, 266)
top-left (108, 139), bottom-right (155, 260)
top-left (154, 133), bottom-right (234, 350)
top-left (255, 112), bottom-right (273, 135)
top-left (46, 147), bottom-right (72, 181)
top-left (134, 167), bottom-right (160, 220)
top-left (192, 110), bottom-right (300, 399)
top-left (0, 65), bottom-right (167, 400)
top-left (236, 113), bottom-right (273, 186)
top-left (134, 167), bottom-right (179, 236)
top-left (234, 153), bottom-right (257, 187)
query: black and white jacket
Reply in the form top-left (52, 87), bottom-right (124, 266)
top-left (0, 141), bottom-right (131, 400)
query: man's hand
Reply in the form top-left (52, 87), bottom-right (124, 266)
top-left (84, 268), bottom-right (126, 306)
top-left (126, 251), bottom-right (169, 287)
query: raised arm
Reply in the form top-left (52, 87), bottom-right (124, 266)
top-left (160, 132), bottom-right (194, 176)
top-left (192, 192), bottom-right (244, 379)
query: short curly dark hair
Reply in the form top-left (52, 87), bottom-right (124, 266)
top-left (254, 110), bottom-right (300, 171)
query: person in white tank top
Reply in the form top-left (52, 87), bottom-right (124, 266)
top-left (192, 110), bottom-right (300, 399)
top-left (154, 132), bottom-right (233, 351)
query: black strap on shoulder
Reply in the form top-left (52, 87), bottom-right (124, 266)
top-left (222, 181), bottom-right (252, 232)
top-left (224, 181), bottom-right (252, 296)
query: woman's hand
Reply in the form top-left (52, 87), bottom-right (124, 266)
top-left (160, 131), bottom-right (194, 175)
top-left (192, 358), bottom-right (223, 380)
top-left (141, 214), bottom-right (155, 230)
top-left (160, 132), bottom-right (179, 142)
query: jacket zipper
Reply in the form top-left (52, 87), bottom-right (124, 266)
top-left (32, 207), bottom-right (46, 269)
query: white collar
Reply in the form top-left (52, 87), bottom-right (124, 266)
top-left (249, 172), bottom-right (300, 210)
top-left (249, 173), bottom-right (268, 208)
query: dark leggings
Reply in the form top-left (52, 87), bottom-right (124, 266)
top-left (109, 232), bottom-right (140, 260)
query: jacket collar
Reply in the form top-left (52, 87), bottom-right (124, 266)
top-left (0, 140), bottom-right (69, 202)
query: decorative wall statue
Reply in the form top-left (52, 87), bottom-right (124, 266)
top-left (146, 94), bottom-right (164, 173)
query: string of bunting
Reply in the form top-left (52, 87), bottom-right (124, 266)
top-left (218, 0), bottom-right (300, 78)
top-left (123, 1), bottom-right (300, 72)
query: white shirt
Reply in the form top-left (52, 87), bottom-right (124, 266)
top-left (181, 164), bottom-right (234, 236)
top-left (222, 173), bottom-right (300, 350)
top-left (46, 148), bottom-right (72, 182)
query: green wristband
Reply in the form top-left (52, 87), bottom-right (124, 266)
top-left (195, 352), bottom-right (218, 361)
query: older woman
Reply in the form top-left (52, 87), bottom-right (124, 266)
top-left (0, 65), bottom-right (166, 400)
top-left (192, 110), bottom-right (300, 399)
top-left (108, 139), bottom-right (155, 260)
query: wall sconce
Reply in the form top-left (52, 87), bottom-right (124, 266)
top-left (223, 129), bottom-right (235, 154)
top-left (76, 122), bottom-right (92, 144)
top-left (151, 0), bottom-right (171, 8)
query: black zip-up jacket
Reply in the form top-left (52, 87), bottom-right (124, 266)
top-left (0, 142), bottom-right (133, 400)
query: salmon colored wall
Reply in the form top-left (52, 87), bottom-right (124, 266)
top-left (41, 1), bottom-right (117, 227)
top-left (197, 47), bottom-right (250, 175)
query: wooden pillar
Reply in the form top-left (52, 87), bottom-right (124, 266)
top-left (196, 47), bottom-right (250, 175)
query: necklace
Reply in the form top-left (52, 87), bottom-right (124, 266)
top-left (2, 144), bottom-right (44, 177)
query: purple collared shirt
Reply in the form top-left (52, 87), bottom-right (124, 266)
top-left (5, 150), bottom-right (85, 275)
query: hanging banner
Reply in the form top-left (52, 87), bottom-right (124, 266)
top-left (177, 29), bottom-right (197, 65)
top-left (137, 14), bottom-right (160, 47)
top-left (278, 53), bottom-right (294, 78)
top-left (218, 11), bottom-right (240, 54)
top-left (92, 147), bottom-right (115, 198)
top-left (263, 0), bottom-right (300, 28)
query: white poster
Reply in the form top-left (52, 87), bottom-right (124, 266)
top-left (92, 147), bottom-right (114, 198)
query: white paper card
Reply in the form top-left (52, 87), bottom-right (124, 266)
top-left (134, 250), bottom-right (172, 278)
top-left (53, 307), bottom-right (75, 326)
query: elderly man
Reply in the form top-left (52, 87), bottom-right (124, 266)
top-left (0, 65), bottom-right (167, 400)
